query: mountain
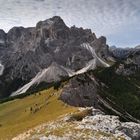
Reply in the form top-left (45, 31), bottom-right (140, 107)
top-left (135, 45), bottom-right (140, 49)
top-left (0, 16), bottom-right (110, 99)
top-left (11, 62), bottom-right (74, 96)
top-left (0, 16), bottom-right (139, 121)
top-left (11, 42), bottom-right (110, 96)
top-left (60, 49), bottom-right (140, 122)
top-left (0, 16), bottom-right (140, 140)
top-left (109, 45), bottom-right (140, 59)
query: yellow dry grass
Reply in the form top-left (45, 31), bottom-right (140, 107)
top-left (0, 88), bottom-right (76, 139)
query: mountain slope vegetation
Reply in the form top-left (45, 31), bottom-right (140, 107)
top-left (0, 87), bottom-right (77, 139)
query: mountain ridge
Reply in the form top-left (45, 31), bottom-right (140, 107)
top-left (0, 16), bottom-right (110, 98)
top-left (0, 16), bottom-right (140, 140)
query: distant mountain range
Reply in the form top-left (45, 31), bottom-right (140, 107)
top-left (109, 45), bottom-right (140, 59)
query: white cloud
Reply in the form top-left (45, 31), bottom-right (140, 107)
top-left (0, 0), bottom-right (139, 47)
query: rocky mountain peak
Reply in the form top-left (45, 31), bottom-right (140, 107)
top-left (7, 26), bottom-right (25, 41)
top-left (0, 16), bottom-right (111, 98)
top-left (135, 45), bottom-right (140, 49)
top-left (0, 29), bottom-right (6, 38)
top-left (36, 16), bottom-right (69, 40)
top-left (98, 36), bottom-right (106, 44)
top-left (36, 16), bottom-right (67, 29)
top-left (0, 29), bottom-right (6, 47)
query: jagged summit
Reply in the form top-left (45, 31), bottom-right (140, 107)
top-left (36, 16), bottom-right (68, 29)
top-left (0, 16), bottom-right (110, 98)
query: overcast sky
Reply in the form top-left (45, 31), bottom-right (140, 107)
top-left (0, 0), bottom-right (139, 47)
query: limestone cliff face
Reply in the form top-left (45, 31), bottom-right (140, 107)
top-left (0, 29), bottom-right (6, 47)
top-left (60, 73), bottom-right (99, 107)
top-left (116, 49), bottom-right (140, 75)
top-left (0, 16), bottom-right (110, 98)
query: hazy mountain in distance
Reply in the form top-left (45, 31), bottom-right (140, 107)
top-left (109, 45), bottom-right (140, 59)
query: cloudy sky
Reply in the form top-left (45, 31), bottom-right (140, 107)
top-left (0, 0), bottom-right (139, 47)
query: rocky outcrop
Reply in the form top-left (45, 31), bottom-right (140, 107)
top-left (12, 108), bottom-right (140, 140)
top-left (79, 108), bottom-right (140, 140)
top-left (60, 73), bottom-right (99, 107)
top-left (115, 63), bottom-right (139, 76)
top-left (116, 49), bottom-right (140, 76)
top-left (126, 50), bottom-right (140, 67)
top-left (0, 29), bottom-right (6, 47)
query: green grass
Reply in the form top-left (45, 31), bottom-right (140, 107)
top-left (93, 63), bottom-right (140, 120)
top-left (0, 88), bottom-right (77, 139)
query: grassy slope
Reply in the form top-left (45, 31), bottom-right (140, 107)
top-left (0, 87), bottom-right (77, 139)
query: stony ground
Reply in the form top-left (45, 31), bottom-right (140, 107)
top-left (12, 108), bottom-right (140, 140)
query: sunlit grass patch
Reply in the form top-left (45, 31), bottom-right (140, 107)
top-left (0, 88), bottom-right (76, 139)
